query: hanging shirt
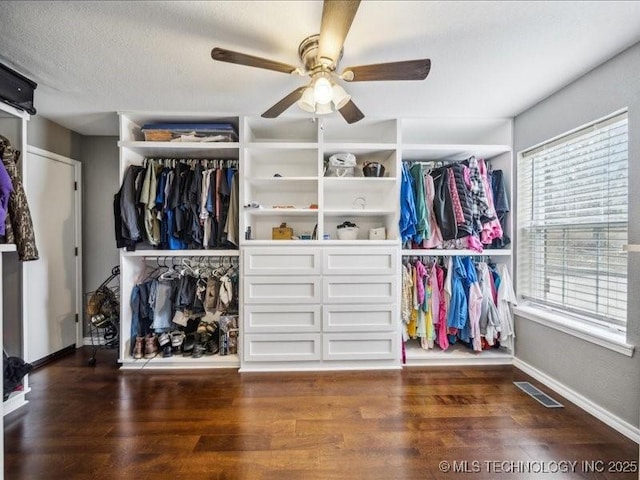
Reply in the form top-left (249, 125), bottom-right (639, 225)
top-left (224, 172), bottom-right (239, 247)
top-left (409, 163), bottom-right (429, 244)
top-left (433, 264), bottom-right (449, 351)
top-left (401, 263), bottom-right (413, 342)
top-left (477, 262), bottom-right (500, 345)
top-left (408, 265), bottom-right (419, 338)
top-left (447, 257), bottom-right (468, 332)
top-left (422, 175), bottom-right (443, 249)
top-left (462, 256), bottom-right (483, 351)
top-left (496, 264), bottom-right (517, 351)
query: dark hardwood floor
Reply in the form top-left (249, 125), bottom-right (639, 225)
top-left (4, 347), bottom-right (638, 479)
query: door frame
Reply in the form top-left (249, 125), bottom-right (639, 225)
top-left (24, 145), bottom-right (82, 349)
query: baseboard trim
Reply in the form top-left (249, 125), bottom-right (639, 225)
top-left (513, 357), bottom-right (640, 444)
top-left (30, 344), bottom-right (76, 369)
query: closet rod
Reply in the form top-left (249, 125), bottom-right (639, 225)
top-left (144, 157), bottom-right (238, 166)
top-left (141, 255), bottom-right (238, 259)
top-left (403, 159), bottom-right (461, 166)
top-left (402, 155), bottom-right (478, 168)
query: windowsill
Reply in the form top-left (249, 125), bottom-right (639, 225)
top-left (513, 304), bottom-right (635, 357)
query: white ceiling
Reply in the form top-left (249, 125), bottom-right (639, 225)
top-left (1, 1), bottom-right (639, 136)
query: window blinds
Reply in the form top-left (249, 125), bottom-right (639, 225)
top-left (517, 112), bottom-right (628, 328)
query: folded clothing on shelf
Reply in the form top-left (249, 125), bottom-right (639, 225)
top-left (141, 123), bottom-right (238, 142)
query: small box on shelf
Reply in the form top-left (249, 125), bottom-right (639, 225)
top-left (272, 223), bottom-right (294, 240)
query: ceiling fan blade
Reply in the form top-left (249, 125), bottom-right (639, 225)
top-left (338, 99), bottom-right (364, 124)
top-left (212, 47), bottom-right (299, 74)
top-left (342, 59), bottom-right (431, 82)
top-left (261, 87), bottom-right (307, 118)
top-left (318, 0), bottom-right (361, 66)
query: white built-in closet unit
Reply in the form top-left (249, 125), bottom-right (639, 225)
top-left (117, 113), bottom-right (513, 370)
top-left (0, 101), bottom-right (30, 418)
top-left (118, 113), bottom-right (241, 369)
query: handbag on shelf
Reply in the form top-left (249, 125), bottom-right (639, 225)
top-left (272, 222), bottom-right (293, 240)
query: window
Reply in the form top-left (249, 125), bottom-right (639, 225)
top-left (517, 111), bottom-right (628, 330)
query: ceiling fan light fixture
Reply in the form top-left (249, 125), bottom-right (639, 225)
top-left (315, 102), bottom-right (333, 115)
top-left (313, 74), bottom-right (333, 105)
top-left (331, 83), bottom-right (351, 109)
top-left (297, 86), bottom-right (316, 113)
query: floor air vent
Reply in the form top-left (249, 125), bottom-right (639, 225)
top-left (514, 382), bottom-right (563, 408)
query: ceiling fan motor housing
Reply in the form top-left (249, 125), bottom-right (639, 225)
top-left (298, 34), bottom-right (342, 73)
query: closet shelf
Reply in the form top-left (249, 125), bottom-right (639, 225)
top-left (245, 142), bottom-right (318, 149)
top-left (119, 140), bottom-right (239, 149)
top-left (324, 209), bottom-right (396, 216)
top-left (244, 208), bottom-right (318, 217)
top-left (119, 354), bottom-right (240, 369)
top-left (322, 239), bottom-right (400, 246)
top-left (401, 249), bottom-right (511, 257)
top-left (247, 177), bottom-right (317, 185)
top-left (403, 342), bottom-right (512, 366)
top-left (0, 244), bottom-right (17, 253)
top-left (3, 388), bottom-right (31, 416)
top-left (0, 101), bottom-right (29, 119)
top-left (241, 239), bottom-right (399, 246)
top-left (322, 142), bottom-right (397, 150)
top-left (118, 141), bottom-right (240, 159)
top-left (322, 177), bottom-right (396, 183)
top-left (121, 249), bottom-right (240, 257)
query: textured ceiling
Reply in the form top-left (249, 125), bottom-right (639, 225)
top-left (1, 1), bottom-right (639, 136)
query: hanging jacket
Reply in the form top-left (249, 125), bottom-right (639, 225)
top-left (490, 169), bottom-right (511, 249)
top-left (115, 164), bottom-right (144, 250)
top-left (409, 163), bottom-right (428, 244)
top-left (224, 172), bottom-right (239, 247)
top-left (0, 159), bottom-right (13, 236)
top-left (431, 167), bottom-right (457, 240)
top-left (0, 135), bottom-right (39, 261)
top-left (399, 163), bottom-right (417, 244)
top-left (140, 160), bottom-right (161, 246)
top-left (449, 163), bottom-right (474, 239)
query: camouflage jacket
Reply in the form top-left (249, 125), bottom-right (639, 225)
top-left (0, 135), bottom-right (39, 261)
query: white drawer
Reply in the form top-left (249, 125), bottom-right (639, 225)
top-left (323, 304), bottom-right (396, 332)
top-left (244, 276), bottom-right (321, 304)
top-left (244, 333), bottom-right (321, 362)
top-left (323, 275), bottom-right (396, 304)
top-left (323, 333), bottom-right (398, 361)
top-left (245, 305), bottom-right (321, 333)
top-left (322, 247), bottom-right (398, 275)
top-left (244, 247), bottom-right (321, 276)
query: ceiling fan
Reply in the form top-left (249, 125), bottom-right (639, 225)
top-left (211, 0), bottom-right (431, 124)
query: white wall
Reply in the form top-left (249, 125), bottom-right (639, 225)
top-left (513, 41), bottom-right (640, 427)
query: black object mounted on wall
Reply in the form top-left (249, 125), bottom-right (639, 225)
top-left (0, 62), bottom-right (37, 115)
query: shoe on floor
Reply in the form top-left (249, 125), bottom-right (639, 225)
top-left (133, 336), bottom-right (144, 359)
top-left (162, 344), bottom-right (173, 358)
top-left (170, 330), bottom-right (185, 349)
top-left (158, 332), bottom-right (170, 347)
top-left (182, 333), bottom-right (195, 357)
top-left (144, 334), bottom-right (159, 359)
